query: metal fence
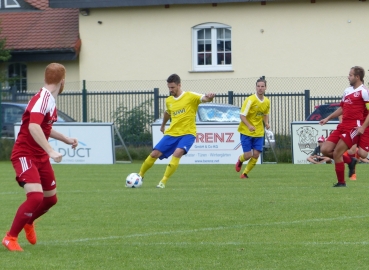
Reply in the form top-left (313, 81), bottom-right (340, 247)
top-left (1, 78), bottom-right (345, 147)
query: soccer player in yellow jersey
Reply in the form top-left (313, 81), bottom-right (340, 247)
top-left (139, 74), bottom-right (215, 188)
top-left (235, 78), bottom-right (270, 178)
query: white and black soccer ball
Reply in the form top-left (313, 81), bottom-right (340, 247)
top-left (126, 173), bottom-right (143, 188)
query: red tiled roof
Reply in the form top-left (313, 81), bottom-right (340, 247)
top-left (25, 0), bottom-right (49, 10)
top-left (0, 1), bottom-right (80, 52)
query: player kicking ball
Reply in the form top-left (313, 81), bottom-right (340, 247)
top-left (138, 73), bottom-right (215, 188)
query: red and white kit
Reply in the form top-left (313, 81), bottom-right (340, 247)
top-left (11, 87), bottom-right (58, 189)
top-left (328, 84), bottom-right (369, 148)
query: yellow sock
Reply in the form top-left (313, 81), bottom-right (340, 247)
top-left (161, 156), bottom-right (180, 185)
top-left (243, 157), bottom-right (258, 175)
top-left (139, 155), bottom-right (157, 177)
top-left (239, 154), bottom-right (246, 162)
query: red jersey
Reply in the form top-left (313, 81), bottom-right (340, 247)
top-left (340, 84), bottom-right (369, 123)
top-left (11, 87), bottom-right (58, 162)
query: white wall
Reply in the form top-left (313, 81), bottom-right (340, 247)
top-left (77, 1), bottom-right (369, 82)
top-left (27, 61), bottom-right (80, 91)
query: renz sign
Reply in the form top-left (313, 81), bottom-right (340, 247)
top-left (196, 132), bottom-right (235, 143)
top-left (152, 123), bottom-right (261, 165)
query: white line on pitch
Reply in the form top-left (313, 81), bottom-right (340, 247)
top-left (35, 214), bottom-right (369, 245)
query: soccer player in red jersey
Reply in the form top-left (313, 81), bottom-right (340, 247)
top-left (320, 66), bottom-right (369, 187)
top-left (2, 63), bottom-right (78, 252)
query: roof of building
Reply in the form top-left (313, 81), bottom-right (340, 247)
top-left (0, 0), bottom-right (80, 60)
top-left (50, 0), bottom-right (277, 9)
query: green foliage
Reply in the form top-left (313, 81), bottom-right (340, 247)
top-left (115, 145), bottom-right (151, 161)
top-left (112, 99), bottom-right (155, 146)
top-left (263, 134), bottom-right (292, 163)
top-left (1, 162), bottom-right (369, 269)
top-left (0, 138), bottom-right (14, 160)
top-left (0, 30), bottom-right (11, 62)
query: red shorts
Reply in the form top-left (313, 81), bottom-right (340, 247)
top-left (11, 157), bottom-right (56, 191)
top-left (327, 122), bottom-right (360, 148)
top-left (358, 127), bottom-right (369, 152)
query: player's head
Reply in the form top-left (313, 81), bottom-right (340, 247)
top-left (349, 66), bottom-right (365, 86)
top-left (45, 63), bottom-right (66, 94)
top-left (167, 74), bottom-right (181, 85)
top-left (167, 74), bottom-right (182, 97)
top-left (255, 77), bottom-right (267, 96)
top-left (256, 77), bottom-right (267, 87)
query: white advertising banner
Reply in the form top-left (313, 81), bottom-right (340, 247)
top-left (152, 123), bottom-right (261, 164)
top-left (291, 121), bottom-right (339, 164)
top-left (14, 123), bottom-right (115, 164)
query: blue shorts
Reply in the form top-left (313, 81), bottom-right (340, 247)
top-left (154, 135), bottom-right (196, 160)
top-left (240, 134), bottom-right (264, 152)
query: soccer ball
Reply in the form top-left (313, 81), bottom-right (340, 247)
top-left (126, 173), bottom-right (143, 188)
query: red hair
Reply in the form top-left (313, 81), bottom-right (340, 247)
top-left (45, 63), bottom-right (66, 84)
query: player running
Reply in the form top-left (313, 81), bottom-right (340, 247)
top-left (235, 77), bottom-right (271, 178)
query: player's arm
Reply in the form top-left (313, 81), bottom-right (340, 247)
top-left (319, 107), bottom-right (342, 126)
top-left (160, 111), bottom-right (171, 133)
top-left (201, 93), bottom-right (216, 103)
top-left (29, 123), bottom-right (63, 163)
top-left (50, 129), bottom-right (78, 149)
top-left (263, 114), bottom-right (270, 130)
top-left (240, 99), bottom-right (255, 131)
top-left (240, 115), bottom-right (255, 132)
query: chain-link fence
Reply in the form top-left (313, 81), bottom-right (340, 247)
top-left (0, 76), bottom-right (360, 148)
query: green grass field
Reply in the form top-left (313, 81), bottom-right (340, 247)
top-left (1, 161), bottom-right (369, 269)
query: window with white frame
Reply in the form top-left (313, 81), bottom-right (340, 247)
top-left (192, 23), bottom-right (232, 72)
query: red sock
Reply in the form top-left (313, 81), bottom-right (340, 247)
top-left (335, 162), bottom-right (345, 184)
top-left (8, 192), bottom-right (43, 237)
top-left (343, 155), bottom-right (351, 164)
top-left (27, 195), bottom-right (58, 224)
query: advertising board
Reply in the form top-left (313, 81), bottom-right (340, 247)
top-left (152, 123), bottom-right (261, 164)
top-left (14, 123), bottom-right (115, 164)
top-left (291, 121), bottom-right (339, 164)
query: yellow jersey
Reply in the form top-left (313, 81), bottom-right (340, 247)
top-left (164, 91), bottom-right (203, 137)
top-left (238, 94), bottom-right (270, 137)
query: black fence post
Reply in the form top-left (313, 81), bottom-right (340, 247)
top-left (228, 91), bottom-right (234, 105)
top-left (82, 80), bottom-right (87, 122)
top-left (154, 88), bottom-right (159, 120)
top-left (11, 85), bottom-right (17, 102)
top-left (304, 89), bottom-right (310, 120)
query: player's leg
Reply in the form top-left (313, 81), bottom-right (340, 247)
top-left (139, 150), bottom-right (161, 178)
top-left (24, 161), bottom-right (58, 245)
top-left (345, 144), bottom-right (358, 180)
top-left (2, 158), bottom-right (44, 251)
top-left (332, 139), bottom-right (350, 187)
top-left (242, 137), bottom-right (263, 178)
top-left (139, 136), bottom-right (169, 178)
top-left (157, 135), bottom-right (195, 188)
top-left (235, 134), bottom-right (252, 173)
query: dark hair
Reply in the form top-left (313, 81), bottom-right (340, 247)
top-left (167, 74), bottom-right (181, 84)
top-left (351, 66), bottom-right (365, 82)
top-left (256, 76), bottom-right (267, 86)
